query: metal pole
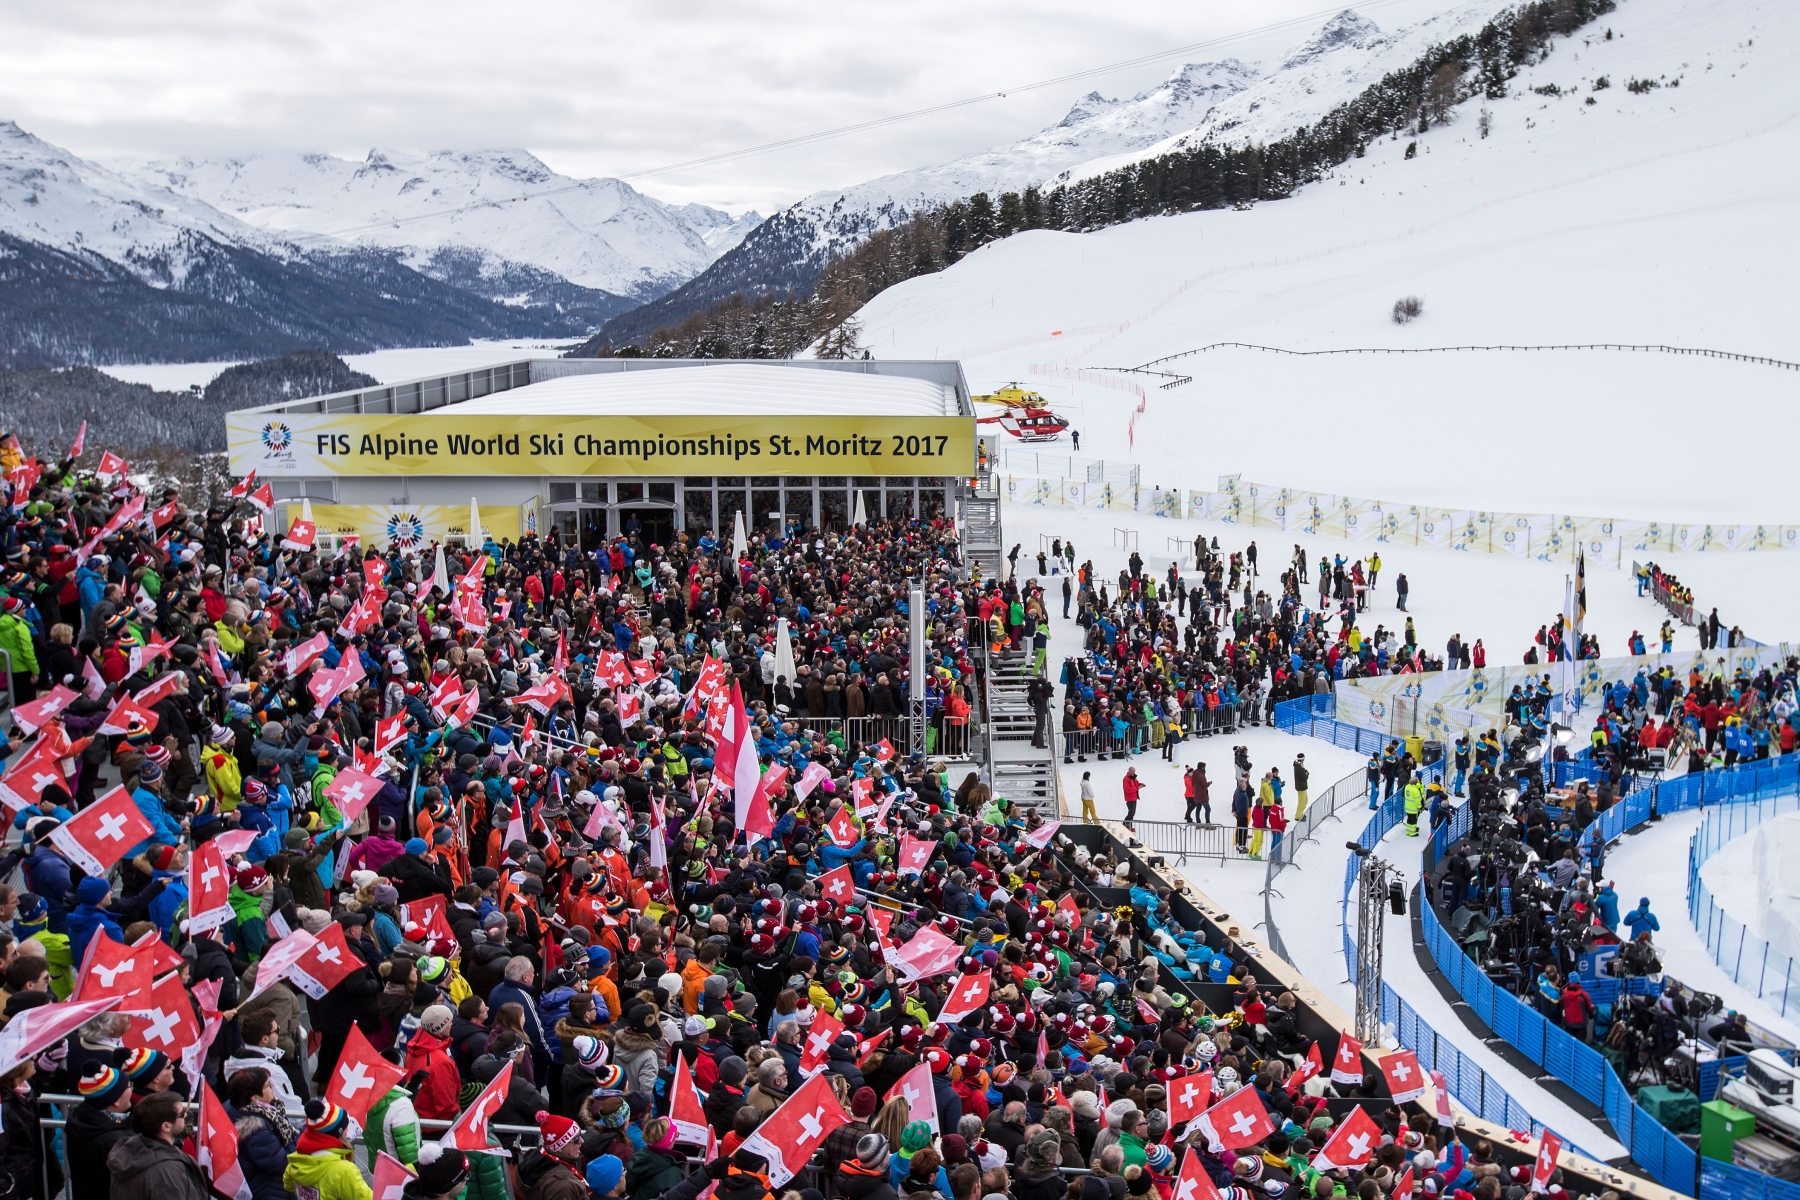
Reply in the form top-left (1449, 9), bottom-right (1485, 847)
top-left (909, 583), bottom-right (927, 757)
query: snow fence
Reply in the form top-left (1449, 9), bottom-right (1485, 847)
top-left (1688, 789), bottom-right (1800, 1020)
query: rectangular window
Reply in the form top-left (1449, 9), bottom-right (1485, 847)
top-left (648, 482), bottom-right (675, 502)
top-left (684, 477), bottom-right (713, 488)
top-left (579, 482), bottom-right (603, 503)
top-left (685, 488), bottom-right (713, 534)
top-left (615, 481), bottom-right (644, 502)
top-left (752, 476), bottom-right (779, 488)
top-left (548, 482), bottom-right (577, 504)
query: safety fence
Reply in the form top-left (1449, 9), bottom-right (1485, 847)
top-left (1057, 699), bottom-right (1253, 761)
top-left (1636, 560), bottom-right (1699, 627)
top-left (779, 714), bottom-right (972, 760)
top-left (1688, 790), bottom-right (1800, 1018)
top-left (1697, 1051), bottom-right (1800, 1104)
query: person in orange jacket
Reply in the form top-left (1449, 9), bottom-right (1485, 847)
top-left (403, 1004), bottom-right (464, 1120)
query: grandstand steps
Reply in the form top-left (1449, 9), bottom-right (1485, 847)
top-left (984, 647), bottom-right (1058, 812)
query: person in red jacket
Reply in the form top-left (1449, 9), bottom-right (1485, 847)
top-left (1560, 981), bottom-right (1597, 1043)
top-left (403, 1005), bottom-right (464, 1120)
top-left (1121, 768), bottom-right (1144, 830)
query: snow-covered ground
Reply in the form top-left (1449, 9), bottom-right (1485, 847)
top-left (98, 340), bottom-right (581, 394)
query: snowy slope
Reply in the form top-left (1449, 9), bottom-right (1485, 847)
top-left (129, 148), bottom-right (760, 302)
top-left (856, 0), bottom-right (1800, 525)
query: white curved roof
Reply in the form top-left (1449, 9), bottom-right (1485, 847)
top-left (451, 362), bottom-right (957, 417)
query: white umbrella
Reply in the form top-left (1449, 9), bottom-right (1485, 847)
top-left (774, 617), bottom-right (797, 690)
top-left (468, 497), bottom-right (483, 546)
top-left (300, 497), bottom-right (314, 523)
top-left (430, 543), bottom-right (451, 596)
top-left (732, 510), bottom-right (749, 560)
top-left (852, 490), bottom-right (867, 528)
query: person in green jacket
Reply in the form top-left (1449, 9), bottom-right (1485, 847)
top-left (1403, 773), bottom-right (1425, 837)
top-left (0, 596), bottom-right (39, 703)
top-left (365, 1084), bottom-right (423, 1166)
top-left (1116, 1110), bottom-right (1149, 1168)
top-left (228, 864), bottom-right (273, 962)
top-left (284, 1100), bottom-right (373, 1200)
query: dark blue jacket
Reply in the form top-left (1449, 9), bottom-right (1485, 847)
top-left (23, 845), bottom-right (72, 933)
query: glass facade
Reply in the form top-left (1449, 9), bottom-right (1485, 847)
top-left (540, 476), bottom-right (954, 550)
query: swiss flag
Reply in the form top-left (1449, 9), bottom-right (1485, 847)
top-left (629, 658), bottom-right (656, 684)
top-left (441, 1058), bottom-right (512, 1152)
top-left (134, 671), bottom-right (184, 709)
top-left (1313, 1104), bottom-right (1382, 1171)
top-left (1165, 1068), bottom-right (1213, 1133)
top-left (825, 804), bottom-right (859, 848)
top-left (1287, 1041), bottom-right (1325, 1096)
top-left (1531, 1131), bottom-right (1563, 1193)
top-left (1430, 1069), bottom-right (1455, 1127)
top-left (73, 933), bottom-right (153, 1005)
top-left (897, 833), bottom-right (935, 876)
top-left (245, 930), bottom-right (318, 1004)
top-left (884, 1061), bottom-right (940, 1133)
top-left (228, 470), bottom-right (257, 500)
top-left (247, 483), bottom-right (275, 514)
top-left (1331, 1030), bottom-right (1365, 1085)
top-left (97, 694), bottom-right (159, 737)
top-left (596, 651), bottom-right (630, 691)
top-left (97, 451), bottom-right (128, 477)
top-left (816, 864), bottom-right (856, 907)
top-left (0, 743), bottom-right (68, 815)
top-left (9, 686), bottom-right (78, 735)
top-left (1380, 1049), bottom-right (1426, 1104)
top-left (890, 925), bottom-right (961, 983)
top-left (67, 421), bottom-right (87, 461)
top-left (326, 1024), bottom-right (406, 1126)
top-left (326, 767), bottom-right (384, 825)
top-left (0, 997), bottom-right (124, 1075)
top-left (372, 713), bottom-right (407, 756)
top-left (1392, 1168), bottom-right (1416, 1200)
top-left (1194, 1084), bottom-right (1274, 1152)
top-left (363, 555), bottom-right (388, 588)
top-left (1170, 1147), bottom-right (1223, 1200)
top-left (516, 675), bottom-right (572, 715)
top-left (1024, 820), bottom-right (1062, 849)
top-left (401, 895), bottom-right (457, 946)
top-left (185, 839), bottom-right (234, 935)
top-left (150, 499), bottom-right (181, 529)
top-left (287, 921), bottom-right (361, 999)
top-left (669, 1051), bottom-right (711, 1148)
top-left (48, 786), bottom-right (154, 875)
top-left (874, 739), bottom-right (896, 763)
top-left (447, 687), bottom-right (480, 729)
top-left (741, 1070), bottom-right (851, 1186)
top-left (123, 968), bottom-right (201, 1056)
top-left (197, 1078), bottom-right (252, 1200)
top-left (371, 1153), bottom-right (415, 1200)
top-left (794, 761), bottom-right (831, 802)
top-left (283, 632), bottom-right (330, 675)
top-left (743, 762), bottom-right (782, 840)
top-left (938, 971), bottom-right (991, 1025)
top-left (797, 1009), bottom-right (845, 1079)
top-left (1057, 892), bottom-right (1082, 925)
top-left (850, 776), bottom-right (877, 818)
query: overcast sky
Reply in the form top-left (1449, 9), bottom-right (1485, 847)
top-left (2, 0), bottom-right (1454, 214)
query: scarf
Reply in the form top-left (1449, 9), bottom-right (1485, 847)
top-left (243, 1098), bottom-right (299, 1145)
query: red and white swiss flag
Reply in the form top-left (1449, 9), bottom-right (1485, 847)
top-left (516, 675), bottom-right (572, 715)
top-left (796, 1008), bottom-right (844, 1079)
top-left (1380, 1048), bottom-right (1426, 1104)
top-left (67, 421), bottom-right (87, 462)
top-left (1287, 1041), bottom-right (1325, 1096)
top-left (794, 761), bottom-right (831, 801)
top-left (816, 864), bottom-right (856, 907)
top-left (245, 929), bottom-right (318, 1004)
top-left (441, 1057), bottom-right (511, 1152)
top-left (850, 776), bottom-right (877, 818)
top-left (669, 1051), bottom-right (711, 1149)
top-left (1430, 1069), bottom-right (1455, 1127)
top-left (1313, 1104), bottom-right (1382, 1171)
top-left (1165, 1068), bottom-right (1213, 1133)
top-left (873, 739), bottom-right (896, 763)
top-left (97, 451), bottom-right (128, 477)
top-left (1392, 1168), bottom-right (1416, 1200)
top-left (372, 713), bottom-right (407, 756)
top-left (9, 686), bottom-right (78, 735)
top-left (1194, 1084), bottom-right (1274, 1153)
top-left (150, 499), bottom-right (181, 530)
top-left (134, 671), bottom-right (184, 709)
top-left (48, 786), bottom-right (154, 875)
top-left (1024, 820), bottom-right (1062, 849)
top-left (889, 925), bottom-right (961, 983)
top-left (1331, 1030), bottom-right (1365, 1085)
top-left (184, 839), bottom-right (234, 935)
top-left (1169, 1147), bottom-right (1223, 1200)
top-left (0, 743), bottom-right (68, 815)
top-left (937, 971), bottom-right (991, 1025)
top-left (825, 804), bottom-right (859, 848)
top-left (897, 833), bottom-right (935, 876)
top-left (73, 933), bottom-right (154, 1005)
top-left (197, 1077), bottom-right (252, 1200)
top-left (288, 921), bottom-right (362, 999)
top-left (97, 694), bottom-right (158, 737)
top-left (228, 470), bottom-right (256, 501)
top-left (1531, 1131), bottom-right (1563, 1194)
top-left (326, 1024), bottom-right (406, 1126)
top-left (400, 895), bottom-right (457, 946)
top-left (884, 1060), bottom-right (940, 1133)
top-left (741, 1070), bottom-right (851, 1186)
top-left (371, 1153), bottom-right (415, 1200)
top-left (247, 483), bottom-right (275, 513)
top-left (123, 968), bottom-right (201, 1056)
top-left (283, 632), bottom-right (330, 675)
top-left (447, 687), bottom-right (480, 729)
top-left (326, 767), bottom-right (384, 825)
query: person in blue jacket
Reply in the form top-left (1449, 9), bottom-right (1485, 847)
top-left (1596, 882), bottom-right (1621, 931)
top-left (1622, 897), bottom-right (1661, 940)
top-left (66, 876), bottom-right (122, 960)
top-left (11, 787), bottom-right (73, 839)
top-left (126, 760), bottom-right (185, 859)
top-left (23, 824), bottom-right (73, 933)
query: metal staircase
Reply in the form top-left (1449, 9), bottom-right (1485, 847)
top-left (986, 647), bottom-right (1058, 813)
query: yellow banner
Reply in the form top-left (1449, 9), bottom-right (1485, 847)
top-left (287, 503), bottom-right (521, 551)
top-left (231, 412), bottom-right (975, 478)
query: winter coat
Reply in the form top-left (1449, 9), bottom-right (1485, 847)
top-left (66, 901), bottom-right (123, 963)
top-left (612, 1026), bottom-right (663, 1099)
top-left (228, 1104), bottom-right (297, 1200)
top-left (65, 1101), bottom-right (132, 1200)
top-left (516, 1151), bottom-right (588, 1200)
top-left (24, 844), bottom-right (73, 932)
top-left (624, 1147), bottom-right (689, 1200)
top-left (105, 1134), bottom-right (212, 1200)
top-left (364, 1087), bottom-right (422, 1166)
top-left (222, 1045), bottom-right (306, 1116)
top-left (383, 853), bottom-right (452, 903)
top-left (401, 1029), bottom-right (463, 1122)
top-left (282, 1145), bottom-right (372, 1200)
top-left (705, 1082), bottom-right (749, 1136)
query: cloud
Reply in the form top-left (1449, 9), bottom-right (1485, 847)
top-left (0, 0), bottom-right (1450, 213)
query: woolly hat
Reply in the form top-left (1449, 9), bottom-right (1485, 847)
top-left (121, 1047), bottom-right (168, 1082)
top-left (405, 837), bottom-right (429, 856)
top-left (856, 1133), bottom-right (890, 1169)
top-left (585, 1154), bottom-right (625, 1196)
top-left (77, 1063), bottom-right (130, 1107)
top-left (1146, 1145), bottom-right (1175, 1173)
top-left (411, 1144), bottom-right (470, 1197)
top-left (901, 1120), bottom-right (934, 1153)
top-left (305, 1098), bottom-right (350, 1138)
top-left (718, 1056), bottom-right (749, 1087)
top-left (76, 876), bottom-right (111, 906)
top-left (535, 1110), bottom-right (581, 1156)
top-left (574, 1036), bottom-right (609, 1071)
top-left (851, 1086), bottom-right (879, 1119)
top-left (420, 1005), bottom-right (455, 1037)
top-left (1026, 1129), bottom-right (1061, 1167)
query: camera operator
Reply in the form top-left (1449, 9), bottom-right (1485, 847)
top-left (1619, 929), bottom-right (1661, 978)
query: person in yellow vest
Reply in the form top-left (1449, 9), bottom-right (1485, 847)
top-left (203, 725), bottom-right (243, 812)
top-left (1403, 772), bottom-right (1425, 837)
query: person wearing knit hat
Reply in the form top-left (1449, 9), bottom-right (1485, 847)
top-left (851, 1086), bottom-right (879, 1120)
top-left (518, 1110), bottom-right (587, 1200)
top-left (67, 875), bottom-right (121, 962)
top-left (121, 1047), bottom-right (173, 1095)
top-left (404, 1144), bottom-right (470, 1200)
top-left (66, 1062), bottom-right (134, 1200)
top-left (584, 1153), bottom-right (626, 1198)
top-left (284, 1099), bottom-right (364, 1199)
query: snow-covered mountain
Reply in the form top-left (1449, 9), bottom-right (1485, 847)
top-left (595, 57), bottom-right (1263, 344)
top-left (128, 148), bottom-right (761, 303)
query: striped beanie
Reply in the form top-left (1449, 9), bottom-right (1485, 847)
top-left (121, 1047), bottom-right (168, 1082)
top-left (592, 1064), bottom-right (623, 1091)
top-left (574, 1036), bottom-right (608, 1071)
top-left (306, 1098), bottom-right (350, 1137)
top-left (78, 1064), bottom-right (130, 1107)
